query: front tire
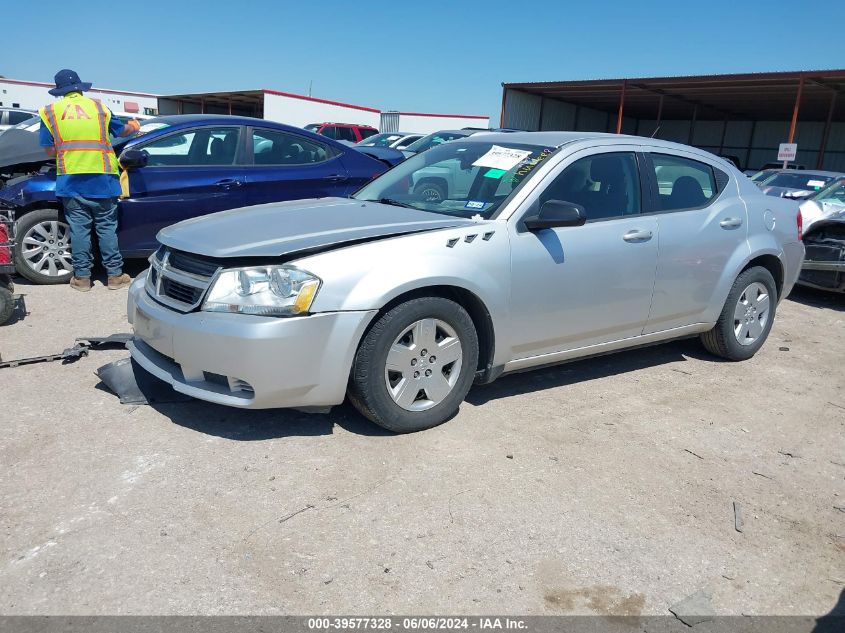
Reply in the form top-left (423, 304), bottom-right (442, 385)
top-left (414, 179), bottom-right (446, 202)
top-left (14, 208), bottom-right (73, 284)
top-left (700, 266), bottom-right (777, 361)
top-left (348, 297), bottom-right (479, 433)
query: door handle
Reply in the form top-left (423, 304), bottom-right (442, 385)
top-left (720, 217), bottom-right (743, 229)
top-left (215, 179), bottom-right (243, 189)
top-left (623, 229), bottom-right (653, 243)
top-left (322, 174), bottom-right (348, 182)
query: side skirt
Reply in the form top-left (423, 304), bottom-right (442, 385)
top-left (500, 323), bottom-right (712, 376)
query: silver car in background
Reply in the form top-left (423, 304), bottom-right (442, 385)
top-left (128, 132), bottom-right (805, 433)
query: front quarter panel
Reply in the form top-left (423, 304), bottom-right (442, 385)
top-left (295, 222), bottom-right (513, 366)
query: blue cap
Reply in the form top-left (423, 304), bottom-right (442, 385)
top-left (48, 69), bottom-right (93, 97)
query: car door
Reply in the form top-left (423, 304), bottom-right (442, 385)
top-left (641, 151), bottom-right (749, 333)
top-left (118, 125), bottom-right (248, 253)
top-left (244, 127), bottom-right (352, 205)
top-left (507, 147), bottom-right (659, 359)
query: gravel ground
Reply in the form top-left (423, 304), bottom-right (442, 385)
top-left (0, 271), bottom-right (843, 616)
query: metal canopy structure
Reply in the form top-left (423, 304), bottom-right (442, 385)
top-left (504, 70), bottom-right (845, 122)
top-left (157, 90), bottom-right (264, 117)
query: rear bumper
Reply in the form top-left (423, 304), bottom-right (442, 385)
top-left (127, 272), bottom-right (377, 409)
top-left (780, 241), bottom-right (805, 300)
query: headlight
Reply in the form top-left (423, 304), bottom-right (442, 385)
top-left (202, 266), bottom-right (321, 316)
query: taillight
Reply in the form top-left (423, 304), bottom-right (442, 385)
top-left (797, 209), bottom-right (803, 241)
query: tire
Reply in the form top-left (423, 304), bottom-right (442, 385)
top-left (700, 266), bottom-right (777, 361)
top-left (14, 208), bottom-right (73, 284)
top-left (0, 283), bottom-right (13, 325)
top-left (348, 297), bottom-right (479, 433)
top-left (414, 179), bottom-right (446, 202)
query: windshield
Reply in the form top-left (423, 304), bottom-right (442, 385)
top-left (356, 133), bottom-right (403, 147)
top-left (113, 121), bottom-right (171, 149)
top-left (811, 178), bottom-right (845, 204)
top-left (762, 172), bottom-right (834, 190)
top-left (353, 141), bottom-right (557, 220)
top-left (404, 131), bottom-right (470, 154)
top-left (304, 124), bottom-right (321, 132)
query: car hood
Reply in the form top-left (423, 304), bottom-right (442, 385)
top-left (157, 197), bottom-right (477, 258)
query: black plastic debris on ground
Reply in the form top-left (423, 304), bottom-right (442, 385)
top-left (0, 333), bottom-right (134, 369)
top-left (96, 357), bottom-right (192, 405)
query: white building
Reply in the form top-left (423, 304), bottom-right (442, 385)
top-left (1, 76), bottom-right (491, 133)
top-left (158, 88), bottom-right (490, 133)
top-left (0, 77), bottom-right (159, 116)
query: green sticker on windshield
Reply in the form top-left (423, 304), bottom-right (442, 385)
top-left (484, 168), bottom-right (507, 179)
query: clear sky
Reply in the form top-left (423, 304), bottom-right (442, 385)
top-left (5, 0), bottom-right (843, 120)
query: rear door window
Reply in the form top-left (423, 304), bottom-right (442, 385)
top-left (650, 153), bottom-right (717, 211)
top-left (333, 127), bottom-right (357, 142)
top-left (252, 128), bottom-right (332, 165)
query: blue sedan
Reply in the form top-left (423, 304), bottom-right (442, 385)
top-left (0, 115), bottom-right (400, 284)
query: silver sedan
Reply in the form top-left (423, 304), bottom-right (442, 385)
top-left (128, 132), bottom-right (805, 433)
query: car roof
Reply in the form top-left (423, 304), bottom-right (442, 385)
top-left (137, 114), bottom-right (329, 137)
top-left (454, 131), bottom-right (759, 163)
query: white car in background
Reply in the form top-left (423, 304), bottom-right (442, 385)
top-left (0, 108), bottom-right (36, 134)
top-left (356, 133), bottom-right (423, 151)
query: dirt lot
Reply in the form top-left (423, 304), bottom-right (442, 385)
top-left (0, 271), bottom-right (843, 616)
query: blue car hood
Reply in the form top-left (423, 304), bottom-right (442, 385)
top-left (0, 172), bottom-right (55, 206)
top-left (157, 197), bottom-right (476, 258)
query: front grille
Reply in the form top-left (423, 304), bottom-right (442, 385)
top-left (168, 250), bottom-right (221, 277)
top-left (145, 247), bottom-right (222, 312)
top-left (161, 278), bottom-right (203, 305)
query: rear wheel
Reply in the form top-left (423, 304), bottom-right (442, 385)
top-left (700, 266), bottom-right (777, 361)
top-left (14, 208), bottom-right (73, 284)
top-left (0, 282), bottom-right (14, 325)
top-left (348, 297), bottom-right (478, 433)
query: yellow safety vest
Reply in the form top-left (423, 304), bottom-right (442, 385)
top-left (39, 93), bottom-right (119, 176)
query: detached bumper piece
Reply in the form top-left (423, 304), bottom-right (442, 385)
top-left (0, 333), bottom-right (133, 368)
top-left (799, 223), bottom-right (845, 293)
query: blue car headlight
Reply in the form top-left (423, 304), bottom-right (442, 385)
top-left (202, 266), bottom-right (321, 316)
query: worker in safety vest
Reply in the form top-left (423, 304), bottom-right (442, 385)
top-left (39, 69), bottom-right (140, 292)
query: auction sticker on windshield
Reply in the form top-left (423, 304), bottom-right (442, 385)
top-left (472, 145), bottom-right (533, 171)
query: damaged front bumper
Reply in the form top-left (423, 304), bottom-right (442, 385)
top-left (798, 221), bottom-right (845, 293)
top-left (127, 271), bottom-right (377, 409)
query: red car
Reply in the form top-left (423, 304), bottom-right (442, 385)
top-left (305, 122), bottom-right (378, 143)
top-left (0, 206), bottom-right (14, 325)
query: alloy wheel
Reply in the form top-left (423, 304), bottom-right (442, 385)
top-left (733, 281), bottom-right (770, 346)
top-left (384, 318), bottom-right (463, 411)
top-left (21, 220), bottom-right (73, 278)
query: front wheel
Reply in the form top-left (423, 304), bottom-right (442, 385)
top-left (700, 266), bottom-right (777, 361)
top-left (348, 297), bottom-right (479, 433)
top-left (14, 208), bottom-right (73, 284)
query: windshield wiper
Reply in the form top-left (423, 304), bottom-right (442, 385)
top-left (364, 198), bottom-right (418, 209)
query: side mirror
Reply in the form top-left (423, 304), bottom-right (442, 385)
top-left (524, 200), bottom-right (587, 231)
top-left (119, 148), bottom-right (148, 170)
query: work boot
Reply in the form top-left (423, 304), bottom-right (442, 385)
top-left (108, 273), bottom-right (131, 290)
top-left (69, 276), bottom-right (92, 292)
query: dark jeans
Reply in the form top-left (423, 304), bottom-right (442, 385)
top-left (60, 196), bottom-right (123, 278)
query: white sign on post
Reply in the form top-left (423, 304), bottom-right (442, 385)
top-left (777, 143), bottom-right (798, 163)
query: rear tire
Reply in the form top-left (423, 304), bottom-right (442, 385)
top-left (700, 266), bottom-right (777, 361)
top-left (348, 297), bottom-right (478, 433)
top-left (14, 208), bottom-right (73, 285)
top-left (0, 283), bottom-right (14, 325)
